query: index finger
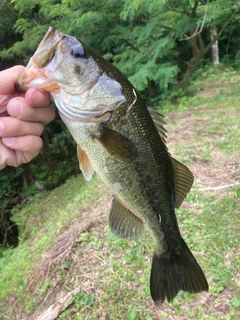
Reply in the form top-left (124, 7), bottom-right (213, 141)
top-left (0, 66), bottom-right (25, 96)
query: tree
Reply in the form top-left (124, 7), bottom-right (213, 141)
top-left (175, 0), bottom-right (240, 88)
top-left (210, 25), bottom-right (220, 66)
top-left (1, 0), bottom-right (240, 94)
top-left (0, 0), bottom-right (20, 69)
top-left (1, 0), bottom-right (240, 246)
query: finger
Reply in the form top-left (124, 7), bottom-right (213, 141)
top-left (7, 96), bottom-right (55, 124)
top-left (25, 88), bottom-right (50, 107)
top-left (0, 117), bottom-right (44, 137)
top-left (0, 139), bottom-right (17, 168)
top-left (0, 66), bottom-right (25, 96)
top-left (2, 135), bottom-right (43, 160)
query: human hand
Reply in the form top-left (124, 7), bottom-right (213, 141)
top-left (0, 66), bottom-right (55, 170)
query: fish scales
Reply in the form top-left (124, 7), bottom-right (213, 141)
top-left (15, 27), bottom-right (208, 303)
top-left (65, 99), bottom-right (177, 248)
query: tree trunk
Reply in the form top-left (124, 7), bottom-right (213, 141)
top-left (177, 54), bottom-right (204, 89)
top-left (178, 26), bottom-right (222, 89)
top-left (177, 5), bottom-right (239, 89)
top-left (210, 25), bottom-right (220, 65)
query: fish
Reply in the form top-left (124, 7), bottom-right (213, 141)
top-left (16, 27), bottom-right (208, 303)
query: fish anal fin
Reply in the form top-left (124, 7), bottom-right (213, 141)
top-left (93, 124), bottom-right (137, 160)
top-left (171, 158), bottom-right (194, 208)
top-left (77, 145), bottom-right (95, 181)
top-left (109, 197), bottom-right (144, 240)
top-left (150, 240), bottom-right (208, 304)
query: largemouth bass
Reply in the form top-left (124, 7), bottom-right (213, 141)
top-left (16, 27), bottom-right (208, 303)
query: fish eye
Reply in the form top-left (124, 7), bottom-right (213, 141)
top-left (71, 44), bottom-right (86, 58)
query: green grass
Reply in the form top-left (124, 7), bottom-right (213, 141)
top-left (0, 175), bottom-right (98, 301)
top-left (0, 68), bottom-right (240, 319)
top-left (1, 183), bottom-right (239, 319)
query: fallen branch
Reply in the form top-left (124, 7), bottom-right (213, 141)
top-left (194, 182), bottom-right (240, 191)
top-left (26, 219), bottom-right (101, 293)
top-left (32, 287), bottom-right (80, 320)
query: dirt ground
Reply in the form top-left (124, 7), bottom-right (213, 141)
top-left (166, 106), bottom-right (240, 196)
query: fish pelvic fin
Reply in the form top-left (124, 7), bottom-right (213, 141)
top-left (150, 240), bottom-right (208, 304)
top-left (109, 196), bottom-right (145, 240)
top-left (77, 145), bottom-right (95, 181)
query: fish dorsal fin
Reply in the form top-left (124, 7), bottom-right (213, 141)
top-left (109, 197), bottom-right (145, 240)
top-left (147, 107), bottom-right (167, 146)
top-left (148, 107), bottom-right (194, 208)
top-left (94, 124), bottom-right (137, 160)
top-left (171, 158), bottom-right (194, 208)
top-left (77, 145), bottom-right (95, 181)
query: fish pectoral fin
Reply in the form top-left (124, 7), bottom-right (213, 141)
top-left (93, 124), bottom-right (137, 160)
top-left (171, 157), bottom-right (194, 208)
top-left (77, 145), bottom-right (95, 181)
top-left (109, 197), bottom-right (145, 240)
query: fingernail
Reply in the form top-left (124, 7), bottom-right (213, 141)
top-left (0, 121), bottom-right (3, 134)
top-left (2, 137), bottom-right (15, 145)
top-left (8, 98), bottom-right (21, 117)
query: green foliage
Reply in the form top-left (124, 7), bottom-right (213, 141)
top-left (70, 291), bottom-right (95, 307)
top-left (39, 280), bottom-right (52, 295)
top-left (1, 0), bottom-right (240, 247)
top-left (1, 0), bottom-right (239, 96)
top-left (127, 306), bottom-right (137, 320)
top-left (0, 167), bottom-right (22, 246)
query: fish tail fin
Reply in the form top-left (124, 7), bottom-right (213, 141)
top-left (150, 241), bottom-right (208, 304)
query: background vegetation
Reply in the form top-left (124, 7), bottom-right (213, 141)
top-left (0, 0), bottom-right (239, 318)
top-left (0, 0), bottom-right (239, 247)
top-left (0, 68), bottom-right (239, 319)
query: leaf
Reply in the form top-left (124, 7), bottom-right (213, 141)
top-left (127, 306), bottom-right (137, 320)
top-left (71, 290), bottom-right (95, 307)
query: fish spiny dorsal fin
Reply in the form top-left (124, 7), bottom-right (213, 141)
top-left (148, 107), bottom-right (194, 208)
top-left (77, 145), bottom-right (95, 181)
top-left (109, 196), bottom-right (145, 240)
top-left (171, 158), bottom-right (194, 208)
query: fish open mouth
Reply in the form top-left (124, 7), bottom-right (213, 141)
top-left (15, 27), bottom-right (63, 93)
top-left (15, 26), bottom-right (126, 122)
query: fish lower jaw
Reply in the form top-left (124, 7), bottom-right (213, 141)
top-left (16, 68), bottom-right (59, 92)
